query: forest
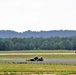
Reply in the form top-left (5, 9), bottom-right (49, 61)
top-left (0, 30), bottom-right (76, 38)
top-left (0, 36), bottom-right (76, 50)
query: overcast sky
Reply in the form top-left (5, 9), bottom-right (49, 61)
top-left (0, 0), bottom-right (76, 32)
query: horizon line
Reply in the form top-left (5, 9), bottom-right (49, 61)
top-left (0, 29), bottom-right (76, 33)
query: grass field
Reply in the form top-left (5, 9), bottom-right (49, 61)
top-left (0, 54), bottom-right (76, 58)
top-left (0, 50), bottom-right (75, 53)
top-left (0, 50), bottom-right (76, 75)
top-left (0, 64), bottom-right (76, 74)
top-left (0, 50), bottom-right (75, 59)
top-left (0, 54), bottom-right (76, 59)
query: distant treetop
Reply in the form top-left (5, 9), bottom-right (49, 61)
top-left (0, 30), bottom-right (76, 38)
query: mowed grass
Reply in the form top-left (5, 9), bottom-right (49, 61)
top-left (0, 50), bottom-right (76, 74)
top-left (0, 54), bottom-right (76, 59)
top-left (0, 50), bottom-right (75, 53)
top-left (0, 50), bottom-right (76, 59)
top-left (0, 64), bottom-right (76, 74)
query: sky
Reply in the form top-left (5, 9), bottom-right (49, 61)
top-left (0, 0), bottom-right (76, 32)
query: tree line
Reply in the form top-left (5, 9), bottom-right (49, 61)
top-left (0, 30), bottom-right (76, 38)
top-left (0, 36), bottom-right (76, 50)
